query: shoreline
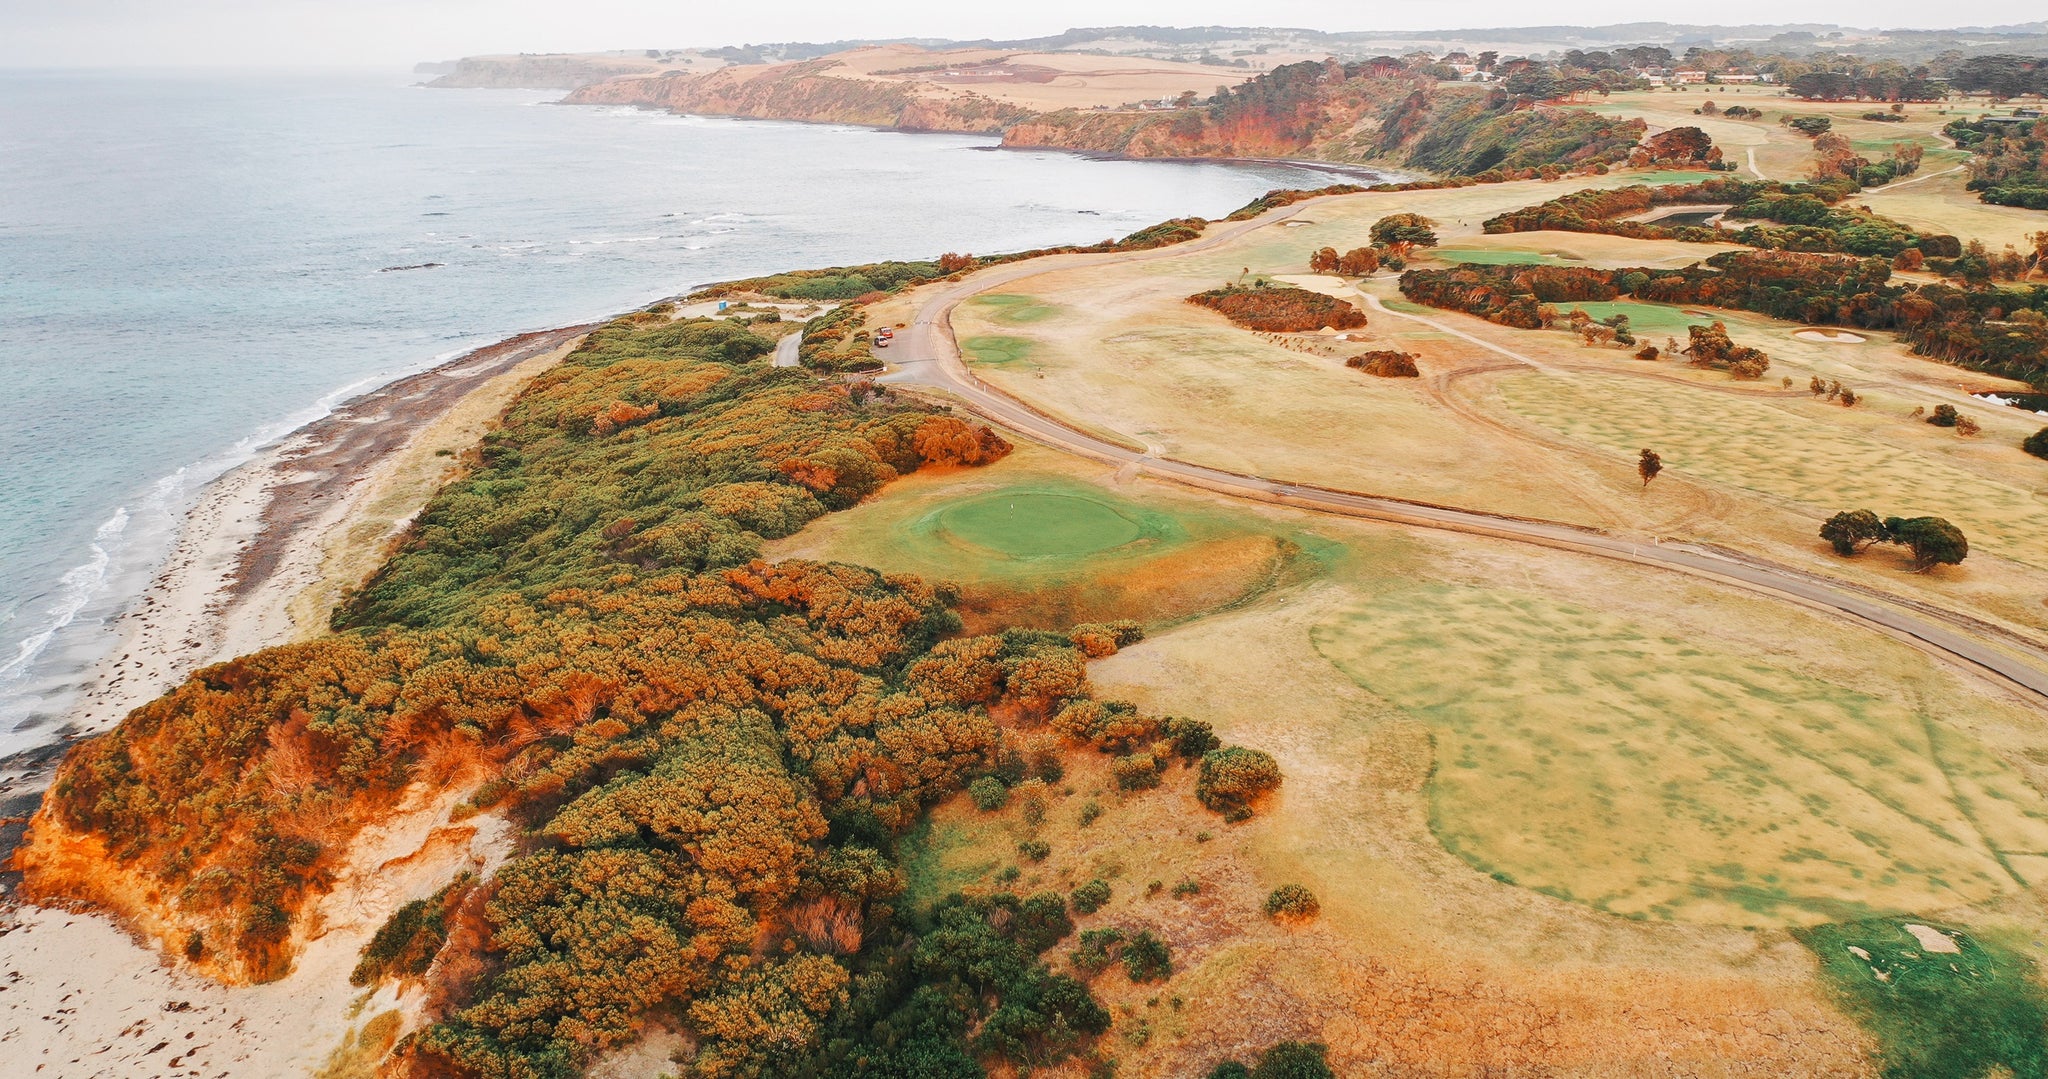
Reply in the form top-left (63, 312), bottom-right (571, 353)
top-left (569, 98), bottom-right (1407, 184)
top-left (0, 322), bottom-right (594, 828)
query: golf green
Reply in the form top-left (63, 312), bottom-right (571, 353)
top-left (934, 492), bottom-right (1144, 558)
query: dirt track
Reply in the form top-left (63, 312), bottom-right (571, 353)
top-left (879, 197), bottom-right (2048, 707)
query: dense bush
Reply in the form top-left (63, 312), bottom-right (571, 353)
top-left (1187, 285), bottom-right (1369, 333)
top-left (970, 775), bottom-right (1011, 811)
top-left (1071, 879), bottom-right (1113, 915)
top-left (1400, 253), bottom-right (2048, 389)
top-left (1347, 350), bottom-right (1420, 377)
top-left (1263, 885), bottom-right (1321, 921)
top-left (1197, 746), bottom-right (1283, 820)
top-left (28, 311), bottom-right (1195, 1079)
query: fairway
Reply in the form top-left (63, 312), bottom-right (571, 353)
top-left (969, 293), bottom-right (1062, 323)
top-left (1497, 370), bottom-right (2048, 568)
top-left (932, 490), bottom-right (1144, 558)
top-left (1313, 584), bottom-right (2048, 925)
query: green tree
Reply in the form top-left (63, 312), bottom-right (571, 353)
top-left (1820, 510), bottom-right (1887, 556)
top-left (1884, 516), bottom-right (1969, 570)
top-left (1369, 213), bottom-right (1439, 252)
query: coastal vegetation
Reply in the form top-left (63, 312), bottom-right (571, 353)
top-left (24, 309), bottom-right (1279, 1077)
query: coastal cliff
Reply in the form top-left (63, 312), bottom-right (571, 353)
top-left (563, 60), bottom-right (1034, 134)
top-left (561, 57), bottom-right (1649, 176)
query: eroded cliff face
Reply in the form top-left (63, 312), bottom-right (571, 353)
top-left (563, 62), bottom-right (1034, 134)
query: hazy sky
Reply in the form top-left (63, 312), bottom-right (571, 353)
top-left (1, 0), bottom-right (2042, 69)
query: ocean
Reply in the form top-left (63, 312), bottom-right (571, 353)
top-left (0, 68), bottom-right (1363, 754)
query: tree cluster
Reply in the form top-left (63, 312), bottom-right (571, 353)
top-left (1399, 250), bottom-right (2048, 388)
top-left (1820, 510), bottom-right (1969, 570)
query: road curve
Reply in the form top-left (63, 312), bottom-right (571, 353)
top-left (878, 206), bottom-right (2048, 707)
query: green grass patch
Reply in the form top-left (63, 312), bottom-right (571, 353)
top-left (1551, 300), bottom-right (1718, 334)
top-left (962, 334), bottom-right (1036, 368)
top-left (900, 816), bottom-right (1004, 908)
top-left (1313, 584), bottom-right (2048, 925)
top-left (934, 491), bottom-right (1147, 559)
top-left (971, 294), bottom-right (1062, 324)
top-left (1798, 918), bottom-right (2048, 1078)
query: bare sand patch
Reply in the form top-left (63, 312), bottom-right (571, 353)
top-left (1795, 328), bottom-right (1867, 344)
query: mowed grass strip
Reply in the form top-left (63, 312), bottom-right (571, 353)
top-left (1313, 584), bottom-right (2048, 925)
top-left (970, 293), bottom-right (1062, 324)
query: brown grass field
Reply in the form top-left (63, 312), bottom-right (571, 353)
top-left (791, 167), bottom-right (2048, 1072)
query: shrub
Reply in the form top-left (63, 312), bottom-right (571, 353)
top-left (1071, 926), bottom-right (1126, 973)
top-left (1196, 746), bottom-right (1282, 820)
top-left (1123, 930), bottom-right (1173, 983)
top-left (970, 776), bottom-right (1010, 811)
top-left (1186, 285), bottom-right (1368, 332)
top-left (1019, 840), bottom-right (1051, 863)
top-left (1264, 884), bottom-right (1321, 922)
top-left (2026, 426), bottom-right (2048, 460)
top-left (1078, 801), bottom-right (1103, 826)
top-left (1163, 716), bottom-right (1220, 760)
top-left (1172, 879), bottom-right (1202, 897)
top-left (1345, 350), bottom-right (1420, 377)
top-left (1112, 753), bottom-right (1164, 791)
top-left (1209, 1065), bottom-right (1253, 1079)
top-left (1927, 403), bottom-right (1960, 427)
top-left (1071, 879), bottom-right (1113, 914)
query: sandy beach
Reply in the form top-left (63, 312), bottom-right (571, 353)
top-left (0, 322), bottom-right (588, 1076)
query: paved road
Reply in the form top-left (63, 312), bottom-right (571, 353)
top-left (880, 205), bottom-right (2048, 707)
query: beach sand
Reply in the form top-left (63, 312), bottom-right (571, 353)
top-left (0, 323), bottom-right (586, 1076)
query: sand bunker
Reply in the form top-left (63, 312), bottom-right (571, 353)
top-left (1904, 924), bottom-right (1962, 954)
top-left (1794, 329), bottom-right (1867, 344)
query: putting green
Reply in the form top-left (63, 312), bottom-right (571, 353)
top-left (1314, 584), bottom-right (2048, 925)
top-left (933, 491), bottom-right (1145, 559)
top-left (962, 335), bottom-right (1034, 368)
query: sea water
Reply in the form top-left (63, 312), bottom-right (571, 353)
top-left (0, 69), bottom-right (1362, 753)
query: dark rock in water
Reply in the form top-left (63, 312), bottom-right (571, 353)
top-left (380, 263), bottom-right (446, 273)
